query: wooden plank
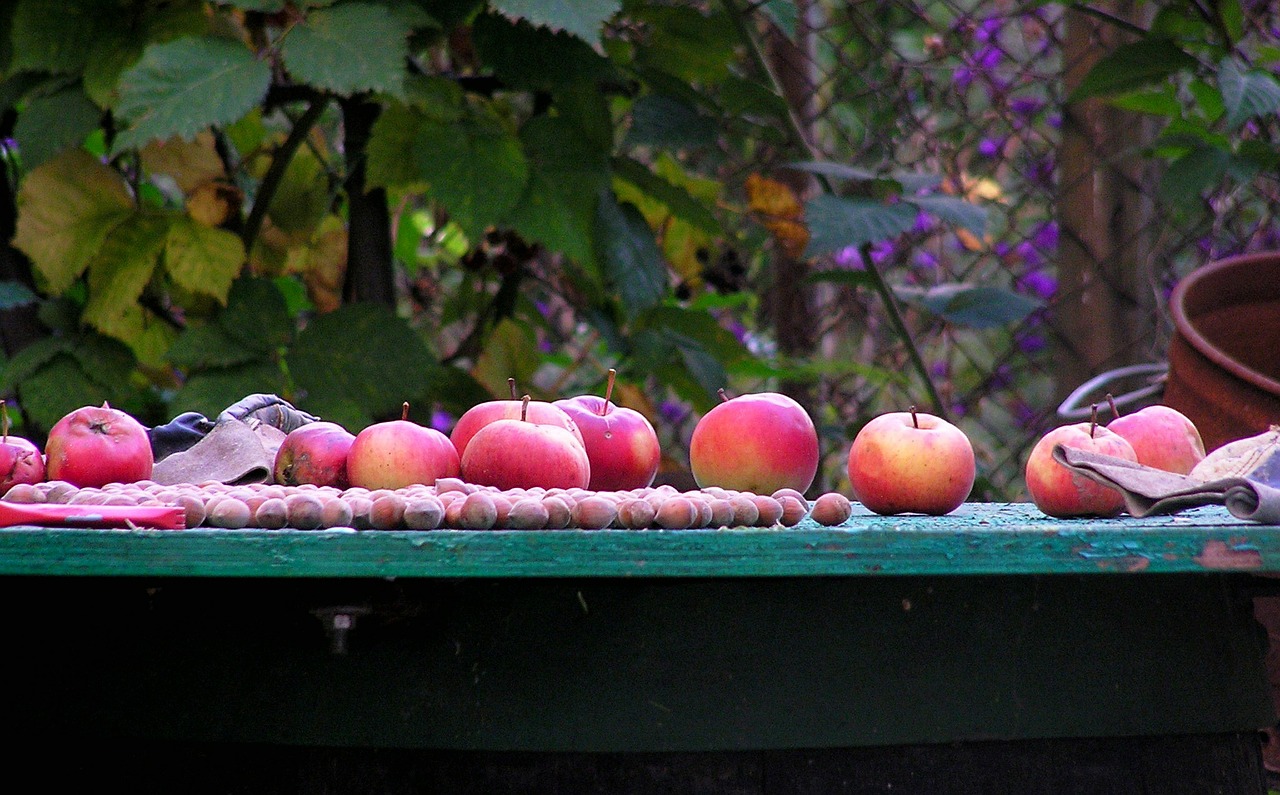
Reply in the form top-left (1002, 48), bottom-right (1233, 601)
top-left (0, 503), bottom-right (1275, 578)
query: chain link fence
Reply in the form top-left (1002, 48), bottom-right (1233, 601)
top-left (745, 1), bottom-right (1280, 499)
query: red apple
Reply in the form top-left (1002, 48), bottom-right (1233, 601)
top-left (689, 390), bottom-right (819, 495)
top-left (451, 378), bottom-right (584, 460)
top-left (847, 408), bottom-right (975, 515)
top-left (1025, 406), bottom-right (1138, 518)
top-left (45, 402), bottom-right (153, 488)
top-left (1105, 398), bottom-right (1205, 475)
top-left (274, 421), bottom-right (356, 488)
top-left (346, 403), bottom-right (460, 490)
top-left (461, 396), bottom-right (591, 490)
top-left (553, 369), bottom-right (661, 491)
top-left (0, 400), bottom-right (44, 495)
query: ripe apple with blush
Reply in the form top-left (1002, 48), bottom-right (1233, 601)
top-left (461, 396), bottom-right (591, 490)
top-left (1104, 395), bottom-right (1204, 475)
top-left (451, 377), bottom-right (583, 461)
top-left (847, 407), bottom-right (975, 515)
top-left (0, 400), bottom-right (43, 494)
top-left (689, 389), bottom-right (819, 495)
top-left (45, 402), bottom-right (153, 488)
top-left (274, 421), bottom-right (356, 488)
top-left (1025, 405), bottom-right (1137, 518)
top-left (347, 403), bottom-right (460, 490)
top-left (554, 369), bottom-right (661, 491)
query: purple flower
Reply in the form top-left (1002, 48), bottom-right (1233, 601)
top-left (973, 46), bottom-right (1002, 70)
top-left (978, 137), bottom-right (1003, 158)
top-left (1032, 221), bottom-right (1059, 251)
top-left (431, 409), bottom-right (455, 434)
top-left (834, 245), bottom-right (863, 269)
top-left (975, 17), bottom-right (1003, 43)
top-left (912, 211), bottom-right (934, 232)
top-left (914, 250), bottom-right (940, 270)
top-left (929, 359), bottom-right (950, 379)
top-left (990, 364), bottom-right (1013, 389)
top-left (1012, 399), bottom-right (1037, 428)
top-left (954, 67), bottom-right (974, 89)
top-left (1047, 112), bottom-right (1063, 129)
top-left (1010, 97), bottom-right (1043, 117)
top-left (994, 241), bottom-right (1012, 258)
top-left (659, 400), bottom-right (690, 426)
top-left (869, 240), bottom-right (894, 266)
top-left (1016, 332), bottom-right (1047, 354)
top-left (1019, 270), bottom-right (1058, 300)
top-left (1015, 240), bottom-right (1042, 267)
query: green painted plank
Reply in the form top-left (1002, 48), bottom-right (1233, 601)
top-left (0, 502), bottom-right (1275, 578)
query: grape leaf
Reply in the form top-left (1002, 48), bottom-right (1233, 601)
top-left (281, 2), bottom-right (411, 97)
top-left (82, 0), bottom-right (211, 108)
top-left (9, 0), bottom-right (116, 74)
top-left (490, 0), bottom-right (620, 45)
top-left (166, 322), bottom-right (264, 371)
top-left (82, 212), bottom-right (171, 340)
top-left (12, 84), bottom-right (101, 171)
top-left (13, 151), bottom-right (134, 295)
top-left (366, 102), bottom-right (427, 191)
top-left (1218, 57), bottom-right (1280, 130)
top-left (114, 36), bottom-right (272, 152)
top-left (216, 276), bottom-right (294, 355)
top-left (165, 215), bottom-right (247, 304)
top-left (286, 303), bottom-right (436, 427)
top-left (171, 362), bottom-right (288, 420)
top-left (413, 109), bottom-right (529, 239)
top-left (803, 194), bottom-right (918, 257)
top-left (595, 192), bottom-right (667, 319)
top-left (504, 115), bottom-right (609, 267)
top-left (472, 12), bottom-right (614, 91)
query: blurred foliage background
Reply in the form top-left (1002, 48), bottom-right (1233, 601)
top-left (1, 0), bottom-right (1278, 499)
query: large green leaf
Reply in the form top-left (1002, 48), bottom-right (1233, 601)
top-left (612, 156), bottom-right (720, 234)
top-left (504, 114), bottom-right (609, 267)
top-left (281, 2), bottom-right (411, 97)
top-left (1159, 145), bottom-right (1232, 207)
top-left (894, 283), bottom-right (1042, 328)
top-left (12, 84), bottom-right (101, 171)
top-left (630, 5), bottom-right (736, 83)
top-left (1218, 57), bottom-right (1280, 130)
top-left (1069, 38), bottom-right (1197, 101)
top-left (114, 36), bottom-right (272, 151)
top-left (490, 0), bottom-right (620, 45)
top-left (82, 212), bottom-right (171, 339)
top-left (366, 102), bottom-right (428, 191)
top-left (13, 151), bottom-right (134, 295)
top-left (171, 362), bottom-right (287, 420)
top-left (414, 109), bottom-right (529, 239)
top-left (909, 194), bottom-right (987, 238)
top-left (10, 355), bottom-right (112, 434)
top-left (286, 303), bottom-right (437, 428)
top-left (216, 276), bottom-right (293, 355)
top-left (9, 0), bottom-right (116, 74)
top-left (624, 94), bottom-right (718, 149)
top-left (165, 215), bottom-right (246, 304)
top-left (82, 0), bottom-right (210, 108)
top-left (166, 322), bottom-right (266, 371)
top-left (595, 192), bottom-right (667, 319)
top-left (803, 194), bottom-right (918, 257)
top-left (472, 12), bottom-right (614, 92)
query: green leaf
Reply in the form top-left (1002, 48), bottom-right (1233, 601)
top-left (217, 276), bottom-right (293, 355)
top-left (166, 322), bottom-right (265, 370)
top-left (82, 213), bottom-right (171, 339)
top-left (10, 354), bottom-right (111, 434)
top-left (13, 150), bottom-right (134, 295)
top-left (472, 12), bottom-right (614, 92)
top-left (803, 195), bottom-right (918, 257)
top-left (367, 102), bottom-right (428, 191)
top-left (0, 336), bottom-right (70, 392)
top-left (612, 156), bottom-right (721, 234)
top-left (1218, 57), bottom-right (1280, 130)
top-left (639, 305), bottom-right (751, 365)
top-left (171, 362), bottom-right (287, 420)
top-left (1107, 86), bottom-right (1182, 116)
top-left (1160, 145), bottom-right (1231, 206)
top-left (114, 36), bottom-right (271, 152)
top-left (470, 317), bottom-right (542, 400)
top-left (893, 283), bottom-right (1042, 328)
top-left (9, 0), bottom-right (115, 74)
top-left (505, 114), bottom-right (609, 267)
top-left (286, 302), bottom-right (437, 427)
top-left (414, 109), bottom-right (529, 240)
top-left (909, 194), bottom-right (987, 238)
top-left (82, 0), bottom-right (211, 108)
top-left (281, 2), bottom-right (410, 97)
top-left (490, 0), bottom-right (620, 45)
top-left (788, 161), bottom-right (942, 193)
top-left (595, 192), bottom-right (668, 319)
top-left (1070, 38), bottom-right (1198, 101)
top-left (12, 84), bottom-right (101, 171)
top-left (631, 5), bottom-right (737, 83)
top-left (624, 94), bottom-right (718, 149)
top-left (165, 216), bottom-right (246, 304)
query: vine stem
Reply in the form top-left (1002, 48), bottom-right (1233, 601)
top-left (241, 95), bottom-right (330, 252)
top-left (721, 0), bottom-right (947, 418)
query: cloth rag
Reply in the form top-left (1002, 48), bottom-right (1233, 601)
top-left (151, 418), bottom-right (286, 486)
top-left (1052, 429), bottom-right (1280, 523)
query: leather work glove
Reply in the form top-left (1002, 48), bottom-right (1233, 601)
top-left (148, 394), bottom-right (319, 462)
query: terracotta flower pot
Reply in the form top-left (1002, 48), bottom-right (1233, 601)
top-left (1165, 251), bottom-right (1280, 452)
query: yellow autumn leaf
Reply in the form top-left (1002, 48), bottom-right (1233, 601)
top-left (140, 132), bottom-right (226, 195)
top-left (746, 173), bottom-right (810, 258)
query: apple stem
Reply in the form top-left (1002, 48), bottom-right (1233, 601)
top-left (1105, 392), bottom-right (1121, 420)
top-left (508, 378), bottom-right (518, 400)
top-left (717, 388), bottom-right (729, 403)
top-left (401, 402), bottom-right (410, 421)
top-left (1089, 403), bottom-right (1099, 438)
top-left (600, 368), bottom-right (617, 417)
top-left (520, 394), bottom-right (531, 422)
top-left (909, 405), bottom-right (919, 429)
top-left (0, 400), bottom-right (8, 443)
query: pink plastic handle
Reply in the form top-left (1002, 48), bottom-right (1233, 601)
top-left (0, 501), bottom-right (186, 529)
